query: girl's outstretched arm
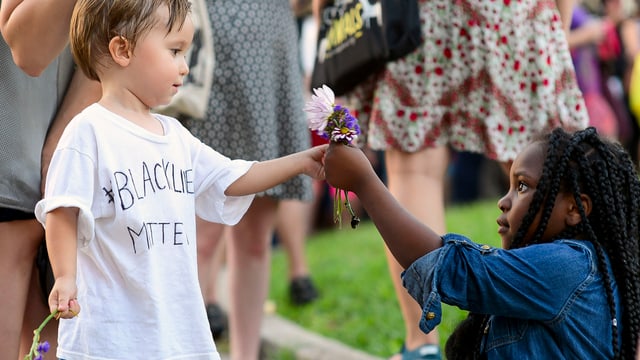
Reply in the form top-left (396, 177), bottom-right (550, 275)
top-left (225, 144), bottom-right (327, 197)
top-left (324, 143), bottom-right (443, 268)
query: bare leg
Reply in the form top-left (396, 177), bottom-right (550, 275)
top-left (385, 147), bottom-right (450, 359)
top-left (276, 199), bottom-right (312, 280)
top-left (0, 219), bottom-right (45, 360)
top-left (196, 218), bottom-right (226, 302)
top-left (203, 232), bottom-right (227, 305)
top-left (196, 218), bottom-right (229, 339)
top-left (20, 262), bottom-right (57, 357)
top-left (227, 197), bottom-right (278, 360)
top-left (276, 198), bottom-right (319, 305)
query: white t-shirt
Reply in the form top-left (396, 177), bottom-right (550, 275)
top-left (35, 103), bottom-right (255, 360)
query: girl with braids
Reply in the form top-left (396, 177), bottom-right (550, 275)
top-left (323, 126), bottom-right (640, 359)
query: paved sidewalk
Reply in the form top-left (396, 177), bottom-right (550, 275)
top-left (218, 313), bottom-right (384, 360)
top-left (258, 313), bottom-right (384, 360)
top-left (216, 267), bottom-right (383, 360)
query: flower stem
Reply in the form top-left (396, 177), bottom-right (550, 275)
top-left (333, 188), bottom-right (343, 228)
top-left (343, 190), bottom-right (360, 229)
top-left (24, 310), bottom-right (57, 360)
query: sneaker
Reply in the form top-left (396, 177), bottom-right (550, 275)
top-left (402, 344), bottom-right (442, 360)
top-left (289, 276), bottom-right (319, 305)
top-left (205, 303), bottom-right (228, 339)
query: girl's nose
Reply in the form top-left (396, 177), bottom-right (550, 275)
top-left (497, 194), bottom-right (509, 212)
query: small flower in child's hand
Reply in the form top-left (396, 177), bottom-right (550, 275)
top-left (36, 341), bottom-right (50, 353)
top-left (24, 311), bottom-right (57, 360)
top-left (305, 85), bottom-right (361, 229)
top-left (329, 105), bottom-right (361, 144)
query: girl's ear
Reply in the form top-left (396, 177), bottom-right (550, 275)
top-left (566, 193), bottom-right (592, 226)
top-left (108, 36), bottom-right (132, 67)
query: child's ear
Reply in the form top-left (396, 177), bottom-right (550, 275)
top-left (566, 193), bottom-right (592, 226)
top-left (108, 36), bottom-right (132, 67)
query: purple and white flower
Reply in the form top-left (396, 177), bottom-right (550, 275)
top-left (304, 85), bottom-right (335, 134)
top-left (303, 85), bottom-right (361, 229)
top-left (304, 85), bottom-right (360, 145)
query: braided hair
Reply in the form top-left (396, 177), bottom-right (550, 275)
top-left (445, 127), bottom-right (640, 359)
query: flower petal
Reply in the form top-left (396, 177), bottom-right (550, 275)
top-left (315, 85), bottom-right (335, 107)
top-left (304, 86), bottom-right (336, 132)
top-left (303, 85), bottom-right (360, 144)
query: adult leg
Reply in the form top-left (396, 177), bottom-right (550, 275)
top-left (385, 146), bottom-right (450, 360)
top-left (203, 230), bottom-right (228, 304)
top-left (0, 219), bottom-right (45, 360)
top-left (227, 197), bottom-right (278, 360)
top-left (276, 199), bottom-right (318, 305)
top-left (20, 261), bottom-right (57, 357)
top-left (195, 218), bottom-right (228, 338)
top-left (196, 217), bottom-right (226, 300)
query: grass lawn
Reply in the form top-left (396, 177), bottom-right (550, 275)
top-left (267, 198), bottom-right (502, 358)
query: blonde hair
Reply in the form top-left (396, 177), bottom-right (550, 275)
top-left (70, 0), bottom-right (192, 81)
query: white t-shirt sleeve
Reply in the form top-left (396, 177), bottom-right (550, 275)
top-left (191, 140), bottom-right (256, 225)
top-left (35, 142), bottom-right (97, 246)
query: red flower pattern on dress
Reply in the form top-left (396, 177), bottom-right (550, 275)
top-left (346, 0), bottom-right (588, 162)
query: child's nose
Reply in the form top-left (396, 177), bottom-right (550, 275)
top-left (180, 58), bottom-right (189, 76)
top-left (497, 194), bottom-right (509, 212)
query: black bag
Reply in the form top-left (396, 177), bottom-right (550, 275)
top-left (310, 0), bottom-right (422, 96)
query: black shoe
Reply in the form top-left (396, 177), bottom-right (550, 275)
top-left (289, 276), bottom-right (319, 305)
top-left (206, 303), bottom-right (228, 339)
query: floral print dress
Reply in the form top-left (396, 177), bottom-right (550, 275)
top-left (349, 0), bottom-right (589, 162)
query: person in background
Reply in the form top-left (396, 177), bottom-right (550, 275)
top-left (323, 126), bottom-right (640, 359)
top-left (284, 0), bottom-right (323, 306)
top-left (0, 0), bottom-right (101, 357)
top-left (597, 0), bottom-right (640, 161)
top-left (36, 0), bottom-right (326, 358)
top-left (179, 1), bottom-right (317, 358)
top-left (198, 196), bottom-right (320, 341)
top-left (275, 199), bottom-right (321, 305)
top-left (567, 2), bottom-right (621, 139)
top-left (313, 0), bottom-right (588, 359)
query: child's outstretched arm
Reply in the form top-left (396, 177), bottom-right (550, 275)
top-left (225, 144), bottom-right (327, 196)
top-left (324, 143), bottom-right (443, 268)
top-left (45, 207), bottom-right (81, 319)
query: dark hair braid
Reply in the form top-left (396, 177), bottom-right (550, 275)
top-left (564, 141), bottom-right (620, 357)
top-left (446, 127), bottom-right (640, 359)
top-left (523, 127), bottom-right (640, 359)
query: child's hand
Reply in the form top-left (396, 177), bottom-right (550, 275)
top-left (48, 275), bottom-right (80, 319)
top-left (303, 144), bottom-right (328, 180)
top-left (324, 142), bottom-right (376, 193)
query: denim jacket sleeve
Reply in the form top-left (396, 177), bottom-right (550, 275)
top-left (401, 233), bottom-right (597, 334)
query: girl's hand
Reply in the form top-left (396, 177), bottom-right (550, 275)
top-left (324, 142), bottom-right (376, 193)
top-left (48, 275), bottom-right (80, 319)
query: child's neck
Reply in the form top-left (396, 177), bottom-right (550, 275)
top-left (99, 95), bottom-right (164, 136)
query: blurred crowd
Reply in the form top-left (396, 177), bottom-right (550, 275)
top-left (568, 0), bottom-right (640, 162)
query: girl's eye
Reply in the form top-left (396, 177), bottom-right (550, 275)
top-left (171, 49), bottom-right (181, 56)
top-left (517, 181), bottom-right (529, 193)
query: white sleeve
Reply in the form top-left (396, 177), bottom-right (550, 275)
top-left (35, 146), bottom-right (97, 246)
top-left (192, 142), bottom-right (256, 225)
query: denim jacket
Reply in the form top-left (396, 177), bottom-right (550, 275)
top-left (402, 233), bottom-right (621, 359)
